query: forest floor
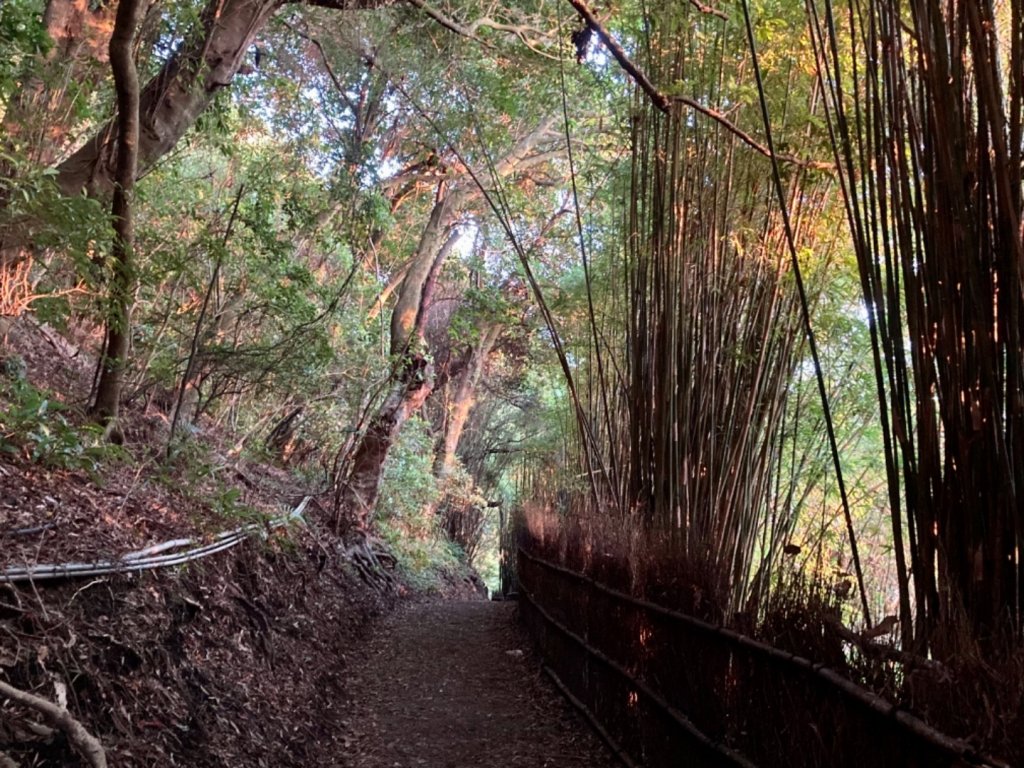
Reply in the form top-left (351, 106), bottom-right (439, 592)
top-left (341, 600), bottom-right (619, 768)
top-left (0, 316), bottom-right (494, 766)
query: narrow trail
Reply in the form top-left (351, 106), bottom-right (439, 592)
top-left (341, 600), bottom-right (619, 768)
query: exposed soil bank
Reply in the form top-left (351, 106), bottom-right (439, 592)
top-left (0, 527), bottom-right (398, 767)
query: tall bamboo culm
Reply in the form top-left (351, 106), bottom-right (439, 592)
top-left (808, 0), bottom-right (1024, 656)
top-left (600, 2), bottom-right (842, 612)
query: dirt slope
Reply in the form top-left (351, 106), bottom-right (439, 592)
top-left (342, 600), bottom-right (619, 768)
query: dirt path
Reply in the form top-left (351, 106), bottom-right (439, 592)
top-left (340, 600), bottom-right (619, 768)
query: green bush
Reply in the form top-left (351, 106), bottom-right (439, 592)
top-left (0, 375), bottom-right (118, 473)
top-left (375, 416), bottom-right (464, 590)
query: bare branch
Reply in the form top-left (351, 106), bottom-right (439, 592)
top-left (566, 0), bottom-right (828, 170)
top-left (688, 0), bottom-right (728, 21)
top-left (0, 680), bottom-right (107, 768)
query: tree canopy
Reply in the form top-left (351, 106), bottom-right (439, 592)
top-left (1, 2), bottom-right (1023, 758)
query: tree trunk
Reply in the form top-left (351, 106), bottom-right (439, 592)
top-left (90, 0), bottom-right (146, 440)
top-left (430, 324), bottom-right (500, 553)
top-left (54, 0), bottom-right (395, 197)
top-left (334, 354), bottom-right (434, 533)
top-left (333, 119), bottom-right (558, 534)
top-left (389, 193), bottom-right (461, 355)
top-left (56, 0), bottom-right (282, 196)
top-left (333, 189), bottom-right (454, 533)
top-left (435, 323), bottom-right (501, 476)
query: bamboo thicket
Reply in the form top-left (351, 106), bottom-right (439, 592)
top-left (808, 0), bottom-right (1024, 654)
top-left (582, 3), bottom-right (846, 611)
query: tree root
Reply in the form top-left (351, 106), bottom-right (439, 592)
top-left (344, 539), bottom-right (397, 593)
top-left (0, 681), bottom-right (107, 768)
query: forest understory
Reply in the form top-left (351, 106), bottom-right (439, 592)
top-left (2, 0), bottom-right (1024, 764)
top-left (0, 316), bottom-right (484, 767)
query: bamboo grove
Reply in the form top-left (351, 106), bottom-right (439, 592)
top-left (807, 0), bottom-right (1024, 655)
top-left (621, 6), bottom-right (839, 614)
top-left (526, 0), bottom-right (1024, 663)
top-left (532, 0), bottom-right (854, 617)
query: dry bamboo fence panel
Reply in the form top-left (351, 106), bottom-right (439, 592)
top-left (518, 547), bottom-right (1008, 768)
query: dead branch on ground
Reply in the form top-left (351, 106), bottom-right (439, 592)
top-left (0, 680), bottom-right (107, 768)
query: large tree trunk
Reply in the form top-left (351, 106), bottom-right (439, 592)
top-left (334, 118), bottom-right (559, 534)
top-left (388, 194), bottom-right (462, 355)
top-left (56, 0), bottom-right (283, 196)
top-left (334, 188), bottom-right (454, 532)
top-left (434, 323), bottom-right (501, 477)
top-left (89, 0), bottom-right (146, 440)
top-left (333, 354), bottom-right (434, 533)
top-left (431, 323), bottom-right (500, 553)
top-left (54, 0), bottom-right (395, 197)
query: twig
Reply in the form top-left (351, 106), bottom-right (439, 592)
top-left (0, 680), bottom-right (107, 768)
top-left (168, 182), bottom-right (246, 450)
top-left (7, 523), bottom-right (57, 537)
top-left (69, 578), bottom-right (108, 606)
top-left (824, 617), bottom-right (943, 672)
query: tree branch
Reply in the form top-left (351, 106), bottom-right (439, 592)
top-left (0, 681), bottom-right (107, 768)
top-left (404, 0), bottom-right (483, 42)
top-left (688, 0), bottom-right (728, 21)
top-left (277, 18), bottom-right (359, 114)
top-left (403, 0), bottom-right (561, 59)
top-left (565, 0), bottom-right (668, 111)
top-left (566, 0), bottom-right (827, 169)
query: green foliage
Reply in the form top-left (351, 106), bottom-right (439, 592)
top-left (0, 376), bottom-right (120, 473)
top-left (0, 0), bottom-right (48, 108)
top-left (0, 159), bottom-right (112, 254)
top-left (377, 415), bottom-right (437, 522)
top-left (162, 435), bottom-right (261, 524)
top-left (130, 147), bottom-right (368, 432)
top-left (209, 485), bottom-right (262, 524)
top-left (375, 417), bottom-right (464, 589)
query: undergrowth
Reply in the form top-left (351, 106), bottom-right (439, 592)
top-left (0, 365), bottom-right (125, 474)
top-left (375, 416), bottom-right (467, 592)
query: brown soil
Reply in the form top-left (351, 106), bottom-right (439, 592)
top-left (1, 523), bottom-right (400, 767)
top-left (342, 600), bottom-right (619, 768)
top-left (1, 316), bottom-right (305, 570)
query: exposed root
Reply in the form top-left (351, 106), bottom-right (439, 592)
top-left (344, 538), bottom-right (397, 593)
top-left (0, 680), bottom-right (107, 768)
